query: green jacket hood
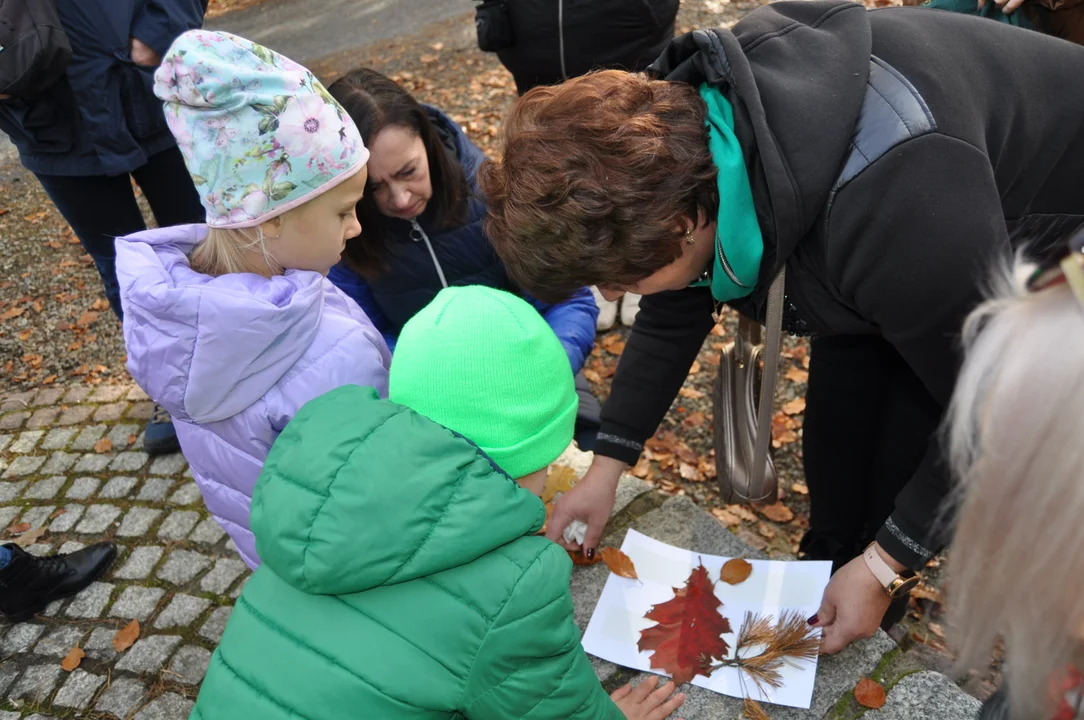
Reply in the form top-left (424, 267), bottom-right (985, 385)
top-left (250, 384), bottom-right (546, 595)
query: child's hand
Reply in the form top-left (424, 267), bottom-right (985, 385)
top-left (611, 675), bottom-right (686, 720)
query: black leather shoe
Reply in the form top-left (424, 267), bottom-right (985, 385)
top-left (0, 542), bottom-right (117, 623)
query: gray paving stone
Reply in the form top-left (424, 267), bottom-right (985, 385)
top-left (33, 625), bottom-right (87, 658)
top-left (230, 575), bottom-right (250, 599)
top-left (40, 599), bottom-right (63, 618)
top-left (83, 626), bottom-right (118, 661)
top-left (0, 480), bottom-right (26, 503)
top-left (200, 558), bottom-right (248, 594)
top-left (72, 453), bottom-right (110, 473)
top-left (149, 453), bottom-right (187, 476)
top-left (169, 645), bottom-right (212, 685)
top-left (0, 410), bottom-right (29, 430)
top-left (157, 510), bottom-right (200, 540)
top-left (33, 387), bottom-right (65, 406)
top-left (75, 504), bottom-right (121, 533)
top-left (25, 542), bottom-right (54, 557)
top-left (58, 405), bottom-right (94, 425)
top-left (71, 424), bottom-right (108, 451)
top-left (128, 386), bottom-right (150, 401)
top-left (0, 506), bottom-right (18, 529)
top-left (157, 549), bottom-right (212, 585)
top-left (0, 711), bottom-right (16, 720)
top-left (58, 540), bottom-right (86, 554)
top-left (0, 660), bottom-right (16, 697)
top-left (27, 406), bottom-right (60, 429)
top-left (1, 622), bottom-right (45, 654)
top-left (65, 581), bottom-right (114, 618)
top-left (115, 546), bottom-right (165, 580)
top-left (100, 475), bottom-right (138, 499)
top-left (95, 677), bottom-right (146, 717)
top-left (3, 454), bottom-right (46, 477)
top-left (134, 691), bottom-right (194, 720)
top-left (41, 427), bottom-right (77, 450)
top-left (19, 505), bottom-right (56, 528)
top-left (10, 663), bottom-right (61, 702)
top-left (189, 516), bottom-right (226, 545)
top-left (10, 429), bottom-right (45, 453)
top-left (154, 594), bottom-right (212, 629)
top-left (115, 634), bottom-right (182, 673)
top-left (65, 476), bottom-right (100, 500)
top-left (184, 466), bottom-right (194, 478)
top-left (117, 507), bottom-right (162, 537)
top-left (42, 451), bottom-right (80, 474)
top-left (54, 669), bottom-right (106, 709)
top-left (61, 386), bottom-right (91, 404)
top-left (110, 451), bottom-right (149, 472)
top-left (1, 390), bottom-right (36, 410)
top-left (49, 504), bottom-right (85, 533)
top-left (90, 384), bottom-right (128, 403)
top-left (110, 586), bottom-right (166, 621)
top-left (137, 476), bottom-right (174, 501)
top-left (94, 401), bottom-right (128, 421)
top-left (168, 482), bottom-right (202, 505)
top-left (107, 422), bottom-right (142, 448)
top-left (865, 671), bottom-right (982, 720)
top-left (24, 474), bottom-right (65, 499)
top-left (0, 433), bottom-right (11, 453)
top-left (200, 606), bottom-right (232, 642)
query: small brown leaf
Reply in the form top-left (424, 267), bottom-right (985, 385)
top-left (93, 437), bottom-right (112, 454)
top-left (678, 462), bottom-right (703, 482)
top-left (13, 526), bottom-right (47, 548)
top-left (785, 367), bottom-right (809, 384)
top-left (742, 697), bottom-right (771, 720)
top-left (48, 508), bottom-right (67, 520)
top-left (419, 54), bottom-right (438, 64)
top-left (6, 522), bottom-right (31, 535)
top-left (601, 333), bottom-right (625, 355)
top-left (679, 387), bottom-right (705, 400)
top-left (756, 521), bottom-right (777, 540)
top-left (781, 397), bottom-right (806, 415)
top-left (60, 646), bottom-right (85, 672)
top-left (791, 482), bottom-right (809, 495)
top-left (582, 368), bottom-right (602, 384)
top-left (854, 678), bottom-right (886, 709)
top-left (630, 457), bottom-right (652, 479)
top-left (16, 329), bottom-right (32, 341)
top-left (112, 619), bottom-right (141, 652)
top-left (683, 411), bottom-right (706, 427)
top-left (541, 465), bottom-right (577, 504)
top-left (90, 298), bottom-right (110, 311)
top-left (711, 507), bottom-right (744, 527)
top-left (599, 547), bottom-right (638, 579)
top-left (720, 557), bottom-right (753, 585)
top-left (75, 311), bottom-right (99, 328)
top-left (724, 504), bottom-right (759, 523)
top-left (127, 434), bottom-right (138, 446)
top-left (688, 360), bottom-right (702, 374)
top-left (758, 503), bottom-right (795, 523)
top-left (0, 306), bottom-right (26, 321)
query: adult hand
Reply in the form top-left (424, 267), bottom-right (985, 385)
top-left (610, 675), bottom-right (686, 720)
top-left (977, 0), bottom-right (1027, 13)
top-left (129, 38), bottom-right (161, 68)
top-left (811, 544), bottom-right (896, 654)
top-left (546, 455), bottom-right (626, 555)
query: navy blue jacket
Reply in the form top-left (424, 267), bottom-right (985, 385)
top-left (0, 0), bottom-right (205, 176)
top-left (329, 106), bottom-right (598, 372)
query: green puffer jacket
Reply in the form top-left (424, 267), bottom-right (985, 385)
top-left (190, 385), bottom-right (621, 720)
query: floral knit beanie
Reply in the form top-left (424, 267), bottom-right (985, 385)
top-left (153, 30), bottom-right (369, 229)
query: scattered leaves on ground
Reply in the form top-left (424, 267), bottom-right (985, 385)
top-left (60, 646), bottom-right (84, 672)
top-left (48, 508), bottom-right (66, 520)
top-left (720, 558), bottom-right (753, 585)
top-left (757, 503), bottom-right (795, 523)
top-left (13, 526), bottom-right (46, 548)
top-left (638, 561), bottom-right (733, 684)
top-left (6, 522), bottom-right (31, 535)
top-left (785, 367), bottom-right (809, 384)
top-left (93, 437), bottom-right (112, 454)
top-left (599, 548), bottom-right (638, 579)
top-left (854, 677), bottom-right (887, 709)
top-left (112, 619), bottom-right (140, 652)
top-left (542, 464), bottom-right (577, 504)
top-left (781, 397), bottom-right (806, 415)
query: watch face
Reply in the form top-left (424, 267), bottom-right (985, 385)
top-left (890, 575), bottom-right (921, 598)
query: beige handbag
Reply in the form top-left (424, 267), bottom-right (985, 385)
top-left (713, 268), bottom-right (786, 504)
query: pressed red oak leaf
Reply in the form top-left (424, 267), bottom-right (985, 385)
top-left (638, 560), bottom-right (732, 684)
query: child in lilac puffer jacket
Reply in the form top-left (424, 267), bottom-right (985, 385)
top-left (115, 30), bottom-right (391, 568)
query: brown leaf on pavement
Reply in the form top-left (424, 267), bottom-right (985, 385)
top-left (75, 311), bottom-right (99, 327)
top-left (541, 465), bottom-right (577, 504)
top-left (854, 678), bottom-right (887, 708)
top-left (758, 503), bottom-right (795, 523)
top-left (679, 387), bottom-right (705, 400)
top-left (785, 367), bottom-right (809, 384)
top-left (720, 558), bottom-right (753, 585)
top-left (599, 547), bottom-right (639, 579)
top-left (60, 646), bottom-right (85, 672)
top-left (93, 437), bottom-right (113, 454)
top-left (679, 462), bottom-right (703, 482)
top-left (582, 368), bottom-right (602, 384)
top-left (791, 482), bottom-right (809, 495)
top-left (13, 526), bottom-right (47, 548)
top-left (630, 457), bottom-right (652, 479)
top-left (601, 333), bottom-right (625, 355)
top-left (781, 397), bottom-right (806, 415)
top-left (6, 522), bottom-right (31, 535)
top-left (113, 619), bottom-right (140, 652)
top-left (48, 508), bottom-right (67, 520)
top-left (724, 504), bottom-right (759, 523)
top-left (711, 507), bottom-right (744, 528)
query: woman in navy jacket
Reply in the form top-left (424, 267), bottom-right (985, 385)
top-left (327, 68), bottom-right (600, 445)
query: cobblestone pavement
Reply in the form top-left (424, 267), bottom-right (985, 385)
top-left (0, 383), bottom-right (249, 719)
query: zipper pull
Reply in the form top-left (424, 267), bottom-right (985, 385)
top-left (409, 219), bottom-right (423, 242)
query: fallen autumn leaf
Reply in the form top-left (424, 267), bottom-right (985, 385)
top-left (13, 526), bottom-right (47, 548)
top-left (60, 646), bottom-right (85, 672)
top-left (113, 619), bottom-right (140, 652)
top-left (854, 677), bottom-right (886, 709)
top-left (542, 465), bottom-right (577, 504)
top-left (758, 503), bottom-right (795, 523)
top-left (93, 437), bottom-right (113, 454)
top-left (6, 522), bottom-right (31, 535)
top-left (720, 558), bottom-right (753, 585)
top-left (781, 397), bottom-right (806, 415)
top-left (599, 547), bottom-right (638, 579)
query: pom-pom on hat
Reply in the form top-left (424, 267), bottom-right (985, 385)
top-left (154, 30), bottom-right (369, 229)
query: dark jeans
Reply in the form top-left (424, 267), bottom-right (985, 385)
top-left (573, 370), bottom-right (602, 452)
top-left (35, 145), bottom-right (204, 319)
top-left (799, 335), bottom-right (943, 572)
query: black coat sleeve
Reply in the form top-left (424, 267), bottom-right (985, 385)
top-left (825, 132), bottom-right (1011, 569)
top-left (595, 286), bottom-right (716, 464)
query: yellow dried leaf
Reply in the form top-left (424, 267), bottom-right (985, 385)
top-left (541, 465), bottom-right (577, 504)
top-left (93, 437), bottom-right (113, 454)
top-left (720, 557), bottom-right (753, 585)
top-left (599, 547), bottom-right (638, 579)
top-left (13, 526), bottom-right (46, 548)
top-left (781, 397), bottom-right (806, 415)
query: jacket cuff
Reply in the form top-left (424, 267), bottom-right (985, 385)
top-left (593, 429), bottom-right (644, 466)
top-left (875, 513), bottom-right (938, 572)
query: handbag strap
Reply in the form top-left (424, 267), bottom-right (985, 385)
top-left (749, 267), bottom-right (786, 501)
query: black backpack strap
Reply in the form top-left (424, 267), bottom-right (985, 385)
top-left (826, 56), bottom-right (937, 218)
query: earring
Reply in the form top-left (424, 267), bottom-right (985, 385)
top-left (684, 227), bottom-right (695, 245)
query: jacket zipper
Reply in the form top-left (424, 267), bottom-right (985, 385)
top-left (717, 235), bottom-right (752, 289)
top-left (410, 219), bottom-right (449, 289)
top-left (558, 0), bottom-right (567, 79)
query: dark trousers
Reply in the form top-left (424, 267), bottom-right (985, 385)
top-left (573, 370), bottom-right (602, 452)
top-left (35, 145), bottom-right (204, 319)
top-left (799, 335), bottom-right (943, 572)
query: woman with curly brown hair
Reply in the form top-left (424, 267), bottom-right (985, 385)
top-left (480, 0), bottom-right (1084, 658)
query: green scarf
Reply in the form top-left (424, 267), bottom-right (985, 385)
top-left (697, 83), bottom-right (764, 303)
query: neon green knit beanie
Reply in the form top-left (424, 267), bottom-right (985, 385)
top-left (389, 286), bottom-right (579, 479)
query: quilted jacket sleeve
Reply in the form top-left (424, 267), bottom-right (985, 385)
top-left (326, 262), bottom-right (398, 351)
top-left (462, 543), bottom-right (622, 720)
top-left (524, 288), bottom-right (599, 374)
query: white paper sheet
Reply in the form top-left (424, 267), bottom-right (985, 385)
top-left (581, 530), bottom-right (833, 709)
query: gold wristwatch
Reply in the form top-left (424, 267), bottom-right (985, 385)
top-left (862, 543), bottom-right (920, 598)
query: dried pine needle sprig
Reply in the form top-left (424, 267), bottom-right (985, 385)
top-left (742, 697), bottom-right (772, 720)
top-left (712, 609), bottom-right (822, 696)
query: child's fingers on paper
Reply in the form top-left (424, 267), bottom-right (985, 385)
top-left (610, 682), bottom-right (633, 701)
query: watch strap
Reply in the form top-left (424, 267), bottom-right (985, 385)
top-left (863, 542), bottom-right (901, 591)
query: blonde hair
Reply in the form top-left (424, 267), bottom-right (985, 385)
top-left (191, 225), bottom-right (282, 277)
top-left (946, 255), bottom-right (1084, 718)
